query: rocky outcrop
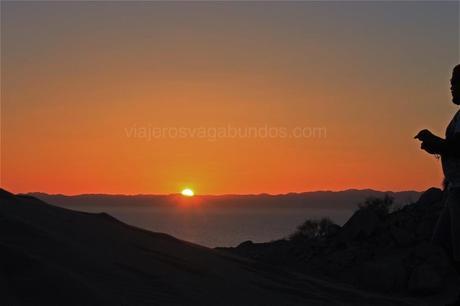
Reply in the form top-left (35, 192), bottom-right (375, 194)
top-left (358, 259), bottom-right (407, 292)
top-left (337, 208), bottom-right (381, 243)
top-left (416, 187), bottom-right (444, 207)
top-left (218, 187), bottom-right (459, 300)
top-left (408, 263), bottom-right (442, 294)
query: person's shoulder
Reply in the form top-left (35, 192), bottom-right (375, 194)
top-left (453, 110), bottom-right (460, 132)
top-left (455, 109), bottom-right (460, 121)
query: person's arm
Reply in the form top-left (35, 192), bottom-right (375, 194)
top-left (422, 133), bottom-right (460, 157)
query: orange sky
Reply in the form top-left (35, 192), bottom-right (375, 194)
top-left (1, 2), bottom-right (459, 195)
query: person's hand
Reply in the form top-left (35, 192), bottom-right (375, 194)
top-left (415, 129), bottom-right (435, 142)
top-left (421, 141), bottom-right (438, 154)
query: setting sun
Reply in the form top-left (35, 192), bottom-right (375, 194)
top-left (181, 188), bottom-right (195, 197)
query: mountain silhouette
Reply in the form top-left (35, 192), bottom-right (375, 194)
top-left (29, 189), bottom-right (420, 210)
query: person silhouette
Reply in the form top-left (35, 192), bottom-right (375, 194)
top-left (415, 65), bottom-right (460, 274)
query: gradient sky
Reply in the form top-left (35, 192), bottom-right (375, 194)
top-left (1, 1), bottom-right (459, 195)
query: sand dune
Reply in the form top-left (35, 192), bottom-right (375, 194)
top-left (0, 189), bottom-right (419, 305)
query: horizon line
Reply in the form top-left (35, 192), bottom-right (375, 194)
top-left (16, 187), bottom-right (430, 198)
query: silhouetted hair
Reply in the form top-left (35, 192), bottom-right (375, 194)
top-left (454, 64), bottom-right (460, 77)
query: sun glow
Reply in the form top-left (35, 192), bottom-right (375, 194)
top-left (181, 188), bottom-right (195, 197)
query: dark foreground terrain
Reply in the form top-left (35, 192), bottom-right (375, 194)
top-left (218, 188), bottom-right (460, 305)
top-left (0, 188), bottom-right (456, 305)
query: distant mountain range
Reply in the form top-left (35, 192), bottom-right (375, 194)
top-left (29, 189), bottom-right (422, 210)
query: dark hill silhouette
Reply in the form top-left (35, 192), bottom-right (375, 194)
top-left (217, 188), bottom-right (460, 305)
top-left (29, 189), bottom-right (420, 210)
top-left (0, 188), bottom-right (419, 305)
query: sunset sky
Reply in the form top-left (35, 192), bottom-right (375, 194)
top-left (1, 1), bottom-right (459, 195)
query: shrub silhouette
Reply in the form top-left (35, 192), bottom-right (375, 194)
top-left (289, 217), bottom-right (338, 241)
top-left (357, 194), bottom-right (394, 218)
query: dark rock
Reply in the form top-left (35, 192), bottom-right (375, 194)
top-left (389, 209), bottom-right (416, 229)
top-left (0, 188), bottom-right (15, 200)
top-left (414, 243), bottom-right (442, 259)
top-left (317, 247), bottom-right (373, 281)
top-left (413, 243), bottom-right (454, 277)
top-left (416, 215), bottom-right (440, 240)
top-left (237, 240), bottom-right (254, 248)
top-left (337, 209), bottom-right (381, 243)
top-left (325, 248), bottom-right (358, 267)
top-left (408, 264), bottom-right (442, 294)
top-left (390, 227), bottom-right (415, 247)
top-left (358, 259), bottom-right (407, 292)
top-left (416, 188), bottom-right (443, 207)
top-left (326, 224), bottom-right (342, 237)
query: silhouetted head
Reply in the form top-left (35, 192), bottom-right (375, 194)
top-left (451, 64), bottom-right (460, 105)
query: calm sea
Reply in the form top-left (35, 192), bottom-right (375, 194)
top-left (65, 205), bottom-right (354, 247)
top-left (35, 190), bottom-right (420, 247)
